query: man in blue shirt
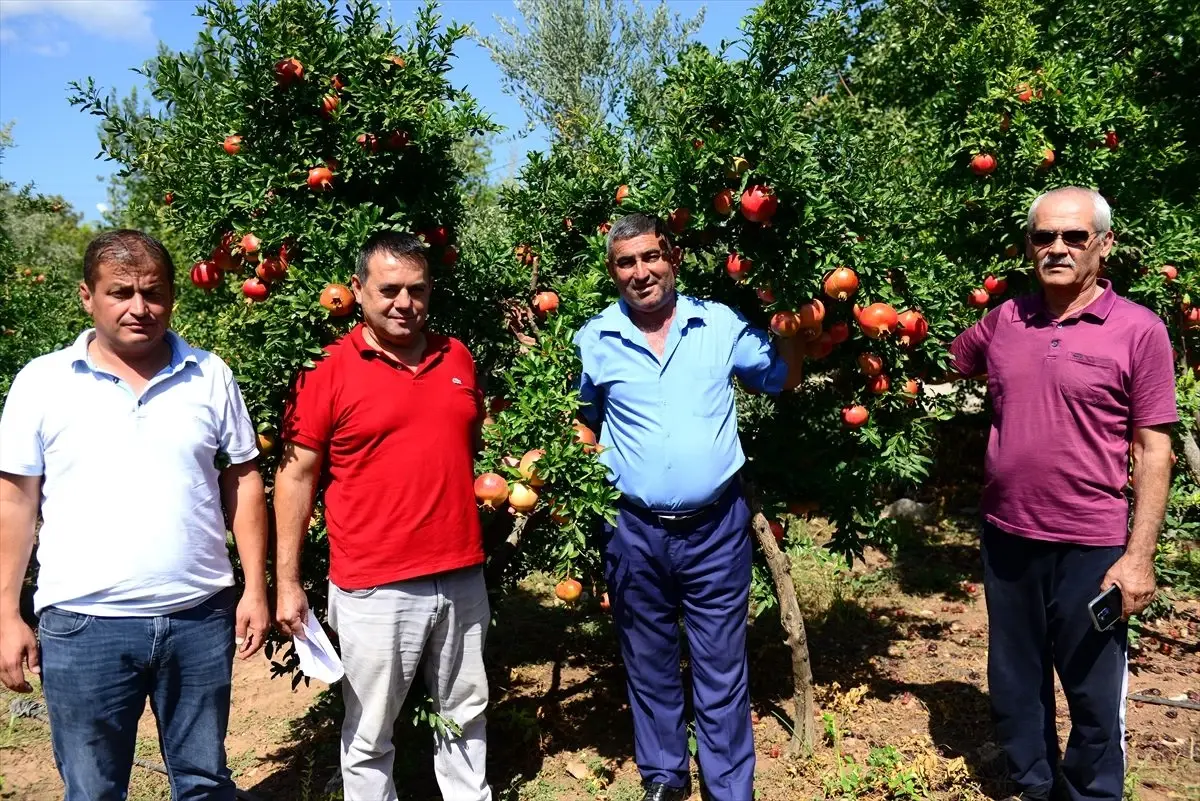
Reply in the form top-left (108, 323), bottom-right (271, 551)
top-left (575, 213), bottom-right (801, 801)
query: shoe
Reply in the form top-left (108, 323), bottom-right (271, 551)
top-left (642, 782), bottom-right (690, 801)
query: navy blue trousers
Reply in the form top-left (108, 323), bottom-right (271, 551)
top-left (982, 524), bottom-right (1128, 801)
top-left (601, 483), bottom-right (755, 801)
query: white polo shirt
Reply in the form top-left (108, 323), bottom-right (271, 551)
top-left (0, 330), bottom-right (259, 616)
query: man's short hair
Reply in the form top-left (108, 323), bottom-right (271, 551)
top-left (356, 230), bottom-right (428, 283)
top-left (1027, 187), bottom-right (1112, 232)
top-left (606, 213), bottom-right (673, 262)
top-left (83, 230), bottom-right (175, 289)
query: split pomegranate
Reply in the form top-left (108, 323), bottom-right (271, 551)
top-left (320, 283), bottom-right (355, 316)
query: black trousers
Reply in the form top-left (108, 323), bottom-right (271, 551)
top-left (981, 523), bottom-right (1128, 801)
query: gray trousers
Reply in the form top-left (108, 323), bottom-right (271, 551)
top-left (328, 567), bottom-right (491, 801)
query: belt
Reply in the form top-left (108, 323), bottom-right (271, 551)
top-left (618, 481), bottom-right (738, 529)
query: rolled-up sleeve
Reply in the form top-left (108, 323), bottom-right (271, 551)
top-left (731, 311), bottom-right (788, 394)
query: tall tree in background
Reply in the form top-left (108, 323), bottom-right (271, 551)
top-left (0, 126), bottom-right (91, 403)
top-left (479, 0), bottom-right (705, 137)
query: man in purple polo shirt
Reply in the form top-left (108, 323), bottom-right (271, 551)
top-left (951, 187), bottom-right (1177, 801)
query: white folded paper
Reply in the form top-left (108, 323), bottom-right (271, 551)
top-left (293, 608), bottom-right (345, 683)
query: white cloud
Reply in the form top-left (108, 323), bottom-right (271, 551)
top-left (0, 1), bottom-right (154, 44)
top-left (0, 25), bottom-right (15, 43)
top-left (96, 202), bottom-right (110, 214)
top-left (30, 40), bottom-right (69, 57)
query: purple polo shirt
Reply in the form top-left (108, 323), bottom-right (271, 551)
top-left (951, 280), bottom-right (1177, 547)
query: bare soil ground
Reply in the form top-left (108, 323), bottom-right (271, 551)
top-left (1, 519), bottom-right (1196, 801)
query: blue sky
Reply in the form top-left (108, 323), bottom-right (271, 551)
top-left (0, 0), bottom-right (756, 222)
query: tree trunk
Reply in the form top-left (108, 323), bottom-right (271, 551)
top-left (484, 513), bottom-right (532, 588)
top-left (1180, 427), bottom-right (1200, 486)
top-left (744, 486), bottom-right (817, 756)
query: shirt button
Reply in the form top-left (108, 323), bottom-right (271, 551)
top-left (1050, 340), bottom-right (1059, 348)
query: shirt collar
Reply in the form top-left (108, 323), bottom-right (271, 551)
top-left (597, 292), bottom-right (707, 334)
top-left (1013, 278), bottom-right (1117, 324)
top-left (71, 329), bottom-right (197, 376)
top-left (350, 323), bottom-right (448, 361)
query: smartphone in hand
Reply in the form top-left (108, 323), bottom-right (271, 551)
top-left (1088, 584), bottom-right (1123, 632)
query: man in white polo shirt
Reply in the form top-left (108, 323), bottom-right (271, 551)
top-left (0, 229), bottom-right (270, 800)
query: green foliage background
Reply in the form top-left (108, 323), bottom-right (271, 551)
top-left (1, 0), bottom-right (1195, 650)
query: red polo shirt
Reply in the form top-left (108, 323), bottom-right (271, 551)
top-left (282, 325), bottom-right (484, 589)
top-left (951, 281), bottom-right (1177, 547)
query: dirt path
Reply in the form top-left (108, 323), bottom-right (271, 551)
top-left (1, 522), bottom-right (1196, 800)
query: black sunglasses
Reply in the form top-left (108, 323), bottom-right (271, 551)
top-left (1027, 229), bottom-right (1100, 249)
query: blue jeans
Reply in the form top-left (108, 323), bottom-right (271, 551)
top-left (38, 586), bottom-right (238, 801)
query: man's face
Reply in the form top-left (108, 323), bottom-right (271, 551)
top-left (79, 260), bottom-right (174, 354)
top-left (351, 252), bottom-right (429, 346)
top-left (608, 233), bottom-right (678, 314)
top-left (1027, 193), bottom-right (1114, 291)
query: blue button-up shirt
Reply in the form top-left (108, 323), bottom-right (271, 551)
top-left (574, 294), bottom-right (788, 512)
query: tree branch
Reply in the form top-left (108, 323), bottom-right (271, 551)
top-left (743, 482), bottom-right (817, 757)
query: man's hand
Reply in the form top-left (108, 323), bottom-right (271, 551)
top-left (235, 589), bottom-right (270, 659)
top-left (0, 615), bottom-right (39, 692)
top-left (1101, 554), bottom-right (1156, 619)
top-left (275, 581), bottom-right (310, 640)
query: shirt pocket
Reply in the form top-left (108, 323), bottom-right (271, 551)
top-left (689, 367), bottom-right (734, 418)
top-left (1058, 352), bottom-right (1119, 404)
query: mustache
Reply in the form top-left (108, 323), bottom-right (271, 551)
top-left (1039, 255), bottom-right (1076, 269)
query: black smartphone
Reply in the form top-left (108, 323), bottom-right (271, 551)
top-left (1088, 584), bottom-right (1124, 632)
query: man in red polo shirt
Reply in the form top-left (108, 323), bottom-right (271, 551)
top-left (274, 231), bottom-right (490, 801)
top-left (951, 187), bottom-right (1176, 801)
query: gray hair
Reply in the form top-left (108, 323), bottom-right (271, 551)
top-left (1027, 187), bottom-right (1112, 232)
top-left (605, 213), bottom-right (673, 262)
